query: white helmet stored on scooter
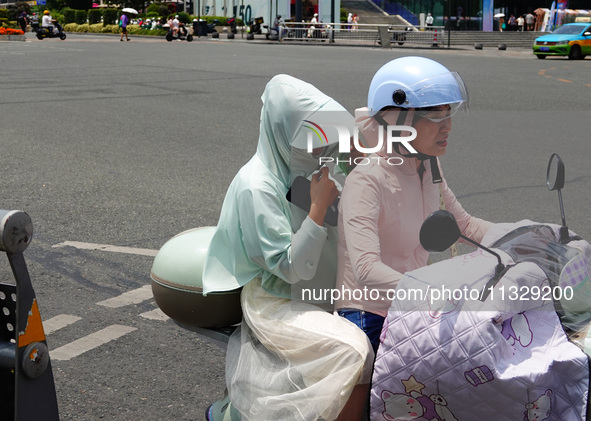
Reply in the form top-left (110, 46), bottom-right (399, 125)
top-left (367, 56), bottom-right (469, 115)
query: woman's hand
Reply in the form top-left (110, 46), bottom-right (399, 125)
top-left (308, 166), bottom-right (339, 226)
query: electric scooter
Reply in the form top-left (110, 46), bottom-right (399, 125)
top-left (35, 22), bottom-right (66, 40)
top-left (371, 153), bottom-right (591, 420)
top-left (150, 154), bottom-right (590, 420)
top-left (165, 24), bottom-right (193, 42)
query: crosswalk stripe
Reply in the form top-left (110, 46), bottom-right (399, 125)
top-left (43, 314), bottom-right (82, 335)
top-left (50, 324), bottom-right (138, 361)
top-left (52, 241), bottom-right (158, 257)
top-left (139, 308), bottom-right (169, 321)
top-left (96, 285), bottom-right (153, 308)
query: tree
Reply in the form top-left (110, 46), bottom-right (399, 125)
top-left (61, 0), bottom-right (94, 11)
top-left (106, 0), bottom-right (148, 13)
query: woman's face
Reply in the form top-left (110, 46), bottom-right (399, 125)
top-left (410, 105), bottom-right (453, 157)
top-left (376, 105), bottom-right (453, 157)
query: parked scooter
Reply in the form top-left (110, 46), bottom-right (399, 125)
top-left (227, 16), bottom-right (238, 34)
top-left (390, 26), bottom-right (413, 45)
top-left (192, 19), bottom-right (220, 37)
top-left (150, 154), bottom-right (589, 420)
top-left (165, 23), bottom-right (193, 42)
top-left (247, 16), bottom-right (264, 34)
top-left (35, 22), bottom-right (66, 40)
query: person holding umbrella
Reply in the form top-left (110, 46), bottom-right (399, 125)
top-left (119, 8), bottom-right (137, 41)
top-left (119, 12), bottom-right (129, 41)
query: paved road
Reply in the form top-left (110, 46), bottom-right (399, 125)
top-left (1, 33), bottom-right (590, 420)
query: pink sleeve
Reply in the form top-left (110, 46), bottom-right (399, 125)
top-left (340, 172), bottom-right (404, 290)
top-left (441, 179), bottom-right (492, 243)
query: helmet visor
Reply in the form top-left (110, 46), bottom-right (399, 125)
top-left (406, 71), bottom-right (469, 112)
top-left (414, 103), bottom-right (462, 123)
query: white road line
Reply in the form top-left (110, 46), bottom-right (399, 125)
top-left (50, 324), bottom-right (138, 361)
top-left (52, 241), bottom-right (158, 257)
top-left (97, 285), bottom-right (153, 308)
top-left (139, 308), bottom-right (169, 321)
top-left (43, 314), bottom-right (82, 335)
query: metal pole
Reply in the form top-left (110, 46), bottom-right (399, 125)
top-left (295, 0), bottom-right (302, 23)
top-left (330, 0), bottom-right (335, 42)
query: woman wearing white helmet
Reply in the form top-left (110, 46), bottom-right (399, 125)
top-left (335, 56), bottom-right (493, 353)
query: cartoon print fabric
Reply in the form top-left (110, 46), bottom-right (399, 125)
top-left (371, 222), bottom-right (591, 421)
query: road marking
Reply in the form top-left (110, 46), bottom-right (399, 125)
top-left (43, 314), bottom-right (82, 335)
top-left (557, 78), bottom-right (572, 83)
top-left (139, 308), bottom-right (169, 321)
top-left (97, 285), bottom-right (153, 308)
top-left (53, 241), bottom-right (158, 257)
top-left (50, 324), bottom-right (137, 361)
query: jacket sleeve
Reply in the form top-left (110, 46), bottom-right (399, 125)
top-left (339, 171), bottom-right (404, 291)
top-left (238, 186), bottom-right (328, 284)
top-left (441, 179), bottom-right (492, 243)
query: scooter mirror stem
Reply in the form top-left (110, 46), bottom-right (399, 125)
top-left (557, 189), bottom-right (570, 244)
top-left (559, 225), bottom-right (570, 244)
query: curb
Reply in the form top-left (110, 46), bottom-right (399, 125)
top-left (0, 34), bottom-right (26, 42)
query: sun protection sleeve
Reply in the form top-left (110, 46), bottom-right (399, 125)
top-left (441, 178), bottom-right (492, 243)
top-left (237, 186), bottom-right (329, 285)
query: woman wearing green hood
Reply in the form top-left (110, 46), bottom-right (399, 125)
top-left (203, 75), bottom-right (373, 421)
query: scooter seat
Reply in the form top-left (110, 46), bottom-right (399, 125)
top-left (151, 227), bottom-right (242, 329)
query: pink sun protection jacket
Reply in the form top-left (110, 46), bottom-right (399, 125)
top-left (335, 151), bottom-right (492, 317)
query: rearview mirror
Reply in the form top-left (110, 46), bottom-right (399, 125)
top-left (546, 153), bottom-right (565, 191)
top-left (420, 209), bottom-right (507, 301)
top-left (419, 210), bottom-right (461, 253)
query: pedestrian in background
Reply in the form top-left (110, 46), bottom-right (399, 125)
top-left (352, 14), bottom-right (358, 31)
top-left (508, 14), bottom-right (516, 31)
top-left (525, 12), bottom-right (535, 31)
top-left (517, 14), bottom-right (524, 31)
top-left (426, 12), bottom-right (434, 29)
top-left (17, 11), bottom-right (28, 33)
top-left (119, 12), bottom-right (129, 41)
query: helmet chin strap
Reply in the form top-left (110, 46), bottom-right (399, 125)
top-left (374, 110), bottom-right (443, 184)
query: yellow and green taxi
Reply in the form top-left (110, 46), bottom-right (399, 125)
top-left (533, 22), bottom-right (591, 60)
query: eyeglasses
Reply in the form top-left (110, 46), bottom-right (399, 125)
top-left (414, 104), bottom-right (460, 123)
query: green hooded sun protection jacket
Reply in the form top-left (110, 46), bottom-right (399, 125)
top-left (202, 74), bottom-right (353, 299)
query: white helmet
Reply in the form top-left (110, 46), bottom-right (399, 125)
top-left (367, 56), bottom-right (469, 115)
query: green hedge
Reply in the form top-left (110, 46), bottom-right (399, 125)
top-left (62, 8), bottom-right (75, 23)
top-left (177, 11), bottom-right (190, 24)
top-left (146, 3), bottom-right (170, 19)
top-left (63, 22), bottom-right (167, 36)
top-left (103, 8), bottom-right (117, 25)
top-left (88, 9), bottom-right (101, 24)
top-left (75, 9), bottom-right (86, 24)
top-left (198, 16), bottom-right (243, 26)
